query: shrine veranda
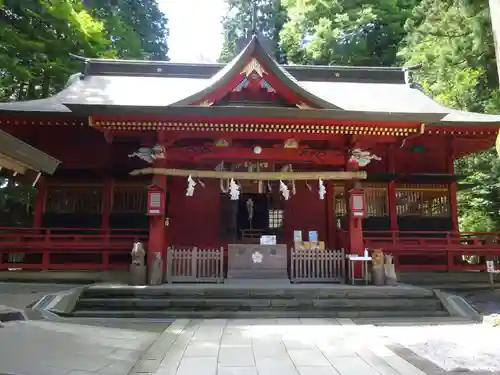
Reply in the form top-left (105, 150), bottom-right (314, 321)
top-left (1, 35), bottom-right (500, 280)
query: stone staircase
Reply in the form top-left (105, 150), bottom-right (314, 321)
top-left (64, 283), bottom-right (450, 319)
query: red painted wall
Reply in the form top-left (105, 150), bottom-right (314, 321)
top-left (168, 177), bottom-right (221, 247)
top-left (284, 183), bottom-right (327, 246)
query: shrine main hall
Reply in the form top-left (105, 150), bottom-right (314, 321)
top-left (1, 34), bottom-right (500, 283)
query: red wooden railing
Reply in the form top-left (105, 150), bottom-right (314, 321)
top-left (347, 230), bottom-right (500, 271)
top-left (0, 227), bottom-right (148, 270)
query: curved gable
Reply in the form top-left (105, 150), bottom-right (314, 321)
top-left (171, 35), bottom-right (342, 109)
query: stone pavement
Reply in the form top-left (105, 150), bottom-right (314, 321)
top-left (133, 318), bottom-right (428, 375)
top-left (0, 319), bottom-right (168, 375)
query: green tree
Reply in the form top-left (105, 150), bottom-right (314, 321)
top-left (219, 0), bottom-right (288, 63)
top-left (0, 0), bottom-right (169, 224)
top-left (280, 0), bottom-right (418, 66)
top-left (399, 0), bottom-right (500, 231)
top-left (83, 0), bottom-right (169, 60)
top-left (399, 0), bottom-right (497, 112)
top-left (0, 0), bottom-right (116, 101)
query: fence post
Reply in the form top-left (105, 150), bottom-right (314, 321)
top-left (166, 247), bottom-right (173, 284)
top-left (218, 246), bottom-right (224, 283)
top-left (192, 247), bottom-right (198, 279)
top-left (290, 247), bottom-right (295, 282)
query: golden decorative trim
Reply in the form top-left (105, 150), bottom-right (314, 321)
top-left (92, 120), bottom-right (419, 135)
top-left (241, 58), bottom-right (266, 77)
top-left (198, 100), bottom-right (214, 107)
top-left (296, 102), bottom-right (312, 109)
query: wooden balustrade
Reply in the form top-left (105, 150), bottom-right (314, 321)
top-left (357, 230), bottom-right (500, 271)
top-left (166, 246), bottom-right (224, 283)
top-left (290, 247), bottom-right (345, 283)
top-left (0, 227), bottom-right (148, 270)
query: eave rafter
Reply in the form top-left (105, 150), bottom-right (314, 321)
top-left (89, 117), bottom-right (423, 137)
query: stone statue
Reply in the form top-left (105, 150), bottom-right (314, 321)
top-left (384, 254), bottom-right (397, 285)
top-left (149, 252), bottom-right (164, 285)
top-left (131, 241), bottom-right (145, 266)
top-left (130, 241), bottom-right (146, 285)
top-left (371, 249), bottom-right (385, 285)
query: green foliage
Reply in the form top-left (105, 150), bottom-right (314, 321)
top-left (219, 0), bottom-right (288, 63)
top-left (398, 0), bottom-right (496, 112)
top-left (0, 0), bottom-right (168, 102)
top-left (83, 0), bottom-right (169, 60)
top-left (399, 0), bottom-right (500, 231)
top-left (0, 180), bottom-right (35, 226)
top-left (0, 0), bottom-right (168, 224)
top-left (280, 0), bottom-right (418, 66)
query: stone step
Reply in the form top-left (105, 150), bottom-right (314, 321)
top-left (352, 316), bottom-right (475, 326)
top-left (81, 286), bottom-right (435, 299)
top-left (68, 309), bottom-right (450, 319)
top-left (76, 297), bottom-right (444, 311)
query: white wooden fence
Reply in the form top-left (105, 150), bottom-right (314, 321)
top-left (290, 247), bottom-right (345, 283)
top-left (165, 246), bottom-right (224, 283)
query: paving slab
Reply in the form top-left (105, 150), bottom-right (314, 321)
top-left (130, 318), bottom-right (432, 375)
top-left (0, 319), bottom-right (164, 375)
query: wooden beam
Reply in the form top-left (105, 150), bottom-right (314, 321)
top-left (130, 168), bottom-right (367, 180)
top-left (0, 153), bottom-right (28, 174)
top-left (165, 145), bottom-right (345, 165)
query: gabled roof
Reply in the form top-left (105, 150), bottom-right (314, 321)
top-left (165, 35), bottom-right (340, 108)
top-left (1, 35), bottom-right (500, 126)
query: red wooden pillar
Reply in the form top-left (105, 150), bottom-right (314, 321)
top-left (148, 177), bottom-right (167, 265)
top-left (387, 144), bottom-right (398, 231)
top-left (347, 184), bottom-right (364, 256)
top-left (33, 176), bottom-right (46, 228)
top-left (101, 178), bottom-right (113, 232)
top-left (447, 137), bottom-right (458, 271)
top-left (447, 137), bottom-right (459, 232)
top-left (326, 181), bottom-right (336, 249)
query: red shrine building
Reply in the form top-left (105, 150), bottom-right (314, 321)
top-left (1, 35), bottom-right (500, 280)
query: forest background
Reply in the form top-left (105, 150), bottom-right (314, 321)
top-left (1, 0), bottom-right (499, 232)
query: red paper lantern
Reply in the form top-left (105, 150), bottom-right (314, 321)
top-left (147, 184), bottom-right (165, 216)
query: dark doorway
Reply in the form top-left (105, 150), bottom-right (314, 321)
top-left (237, 194), bottom-right (269, 234)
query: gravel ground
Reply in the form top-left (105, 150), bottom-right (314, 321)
top-left (379, 323), bottom-right (500, 372)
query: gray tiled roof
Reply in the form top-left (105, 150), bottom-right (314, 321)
top-left (1, 36), bottom-right (500, 126)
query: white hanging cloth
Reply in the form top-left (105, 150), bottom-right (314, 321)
top-left (186, 175), bottom-right (196, 196)
top-left (229, 178), bottom-right (240, 200)
top-left (318, 178), bottom-right (326, 200)
top-left (280, 180), bottom-right (290, 200)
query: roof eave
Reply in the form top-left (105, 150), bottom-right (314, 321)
top-left (64, 103), bottom-right (444, 123)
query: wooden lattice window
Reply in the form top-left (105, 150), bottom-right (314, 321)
top-left (268, 209), bottom-right (284, 228)
top-left (45, 185), bottom-right (103, 214)
top-left (396, 184), bottom-right (450, 217)
top-left (365, 184), bottom-right (388, 217)
top-left (333, 184), bottom-right (346, 217)
top-left (112, 185), bottom-right (148, 213)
